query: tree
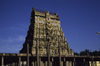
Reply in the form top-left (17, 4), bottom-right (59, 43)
top-left (74, 52), bottom-right (79, 55)
top-left (80, 49), bottom-right (90, 56)
top-left (75, 49), bottom-right (100, 56)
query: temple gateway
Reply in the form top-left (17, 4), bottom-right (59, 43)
top-left (0, 8), bottom-right (100, 66)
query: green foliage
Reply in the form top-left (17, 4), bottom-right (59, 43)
top-left (74, 52), bottom-right (79, 55)
top-left (74, 49), bottom-right (100, 56)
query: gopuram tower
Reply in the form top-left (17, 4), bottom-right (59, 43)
top-left (20, 8), bottom-right (74, 66)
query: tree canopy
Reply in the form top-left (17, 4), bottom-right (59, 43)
top-left (74, 49), bottom-right (100, 56)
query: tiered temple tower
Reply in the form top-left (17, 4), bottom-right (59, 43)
top-left (20, 8), bottom-right (73, 56)
top-left (20, 8), bottom-right (74, 66)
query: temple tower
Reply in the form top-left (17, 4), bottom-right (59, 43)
top-left (20, 7), bottom-right (74, 56)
